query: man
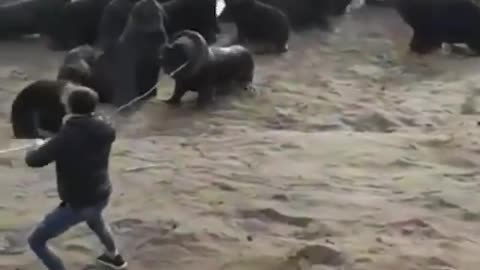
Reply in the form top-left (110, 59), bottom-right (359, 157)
top-left (25, 85), bottom-right (127, 270)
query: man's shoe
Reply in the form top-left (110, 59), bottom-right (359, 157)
top-left (96, 253), bottom-right (128, 269)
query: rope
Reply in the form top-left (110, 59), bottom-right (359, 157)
top-left (0, 143), bottom-right (36, 154)
top-left (168, 61), bottom-right (189, 77)
top-left (107, 82), bottom-right (159, 119)
top-left (108, 60), bottom-right (188, 119)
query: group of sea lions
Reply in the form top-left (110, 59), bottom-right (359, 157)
top-left (6, 0), bottom-right (480, 139)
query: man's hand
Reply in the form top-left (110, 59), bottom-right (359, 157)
top-left (25, 135), bottom-right (58, 168)
top-left (34, 139), bottom-right (46, 147)
top-left (26, 139), bottom-right (47, 152)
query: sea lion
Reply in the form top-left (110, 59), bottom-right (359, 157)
top-left (225, 0), bottom-right (290, 54)
top-left (220, 0), bottom-right (354, 30)
top-left (57, 45), bottom-right (99, 90)
top-left (97, 0), bottom-right (218, 50)
top-left (219, 0), bottom-right (326, 30)
top-left (59, 0), bottom-right (169, 107)
top-left (163, 30), bottom-right (255, 107)
top-left (396, 0), bottom-right (480, 54)
top-left (94, 0), bottom-right (168, 106)
top-left (10, 80), bottom-right (96, 139)
top-left (0, 0), bottom-right (66, 40)
top-left (161, 0), bottom-right (218, 43)
top-left (95, 0), bottom-right (140, 51)
top-left (46, 0), bottom-right (112, 50)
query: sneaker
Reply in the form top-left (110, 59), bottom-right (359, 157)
top-left (97, 253), bottom-right (128, 269)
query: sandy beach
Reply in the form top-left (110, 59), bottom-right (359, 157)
top-left (1, 5), bottom-right (480, 270)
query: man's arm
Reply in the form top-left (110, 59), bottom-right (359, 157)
top-left (25, 131), bottom-right (66, 168)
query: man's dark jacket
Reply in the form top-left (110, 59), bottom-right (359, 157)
top-left (25, 114), bottom-right (115, 209)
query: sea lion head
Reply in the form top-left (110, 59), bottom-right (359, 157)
top-left (57, 63), bottom-right (91, 87)
top-left (120, 0), bottom-right (169, 46)
top-left (162, 30), bottom-right (210, 79)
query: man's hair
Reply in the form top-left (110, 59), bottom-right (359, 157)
top-left (66, 86), bottom-right (99, 115)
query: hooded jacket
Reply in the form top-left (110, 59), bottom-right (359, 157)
top-left (25, 114), bottom-right (115, 209)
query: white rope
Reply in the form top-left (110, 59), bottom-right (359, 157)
top-left (0, 143), bottom-right (36, 154)
top-left (107, 82), bottom-right (160, 119)
top-left (106, 60), bottom-right (189, 119)
top-left (107, 59), bottom-right (189, 118)
top-left (167, 60), bottom-right (189, 78)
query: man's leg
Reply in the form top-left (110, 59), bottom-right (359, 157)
top-left (80, 200), bottom-right (127, 269)
top-left (28, 204), bottom-right (84, 270)
top-left (87, 214), bottom-right (117, 254)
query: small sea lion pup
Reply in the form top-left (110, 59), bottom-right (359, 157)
top-left (162, 30), bottom-right (255, 107)
top-left (225, 0), bottom-right (290, 54)
top-left (396, 0), bottom-right (480, 54)
top-left (10, 80), bottom-right (97, 139)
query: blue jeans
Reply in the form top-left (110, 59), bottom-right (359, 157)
top-left (28, 199), bottom-right (117, 270)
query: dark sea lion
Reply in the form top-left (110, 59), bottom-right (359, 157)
top-left (161, 0), bottom-right (218, 44)
top-left (395, 0), bottom-right (480, 54)
top-left (59, 0), bottom-right (169, 108)
top-left (57, 45), bottom-right (99, 89)
top-left (219, 0), bottom-right (326, 30)
top-left (96, 0), bottom-right (140, 51)
top-left (0, 0), bottom-right (66, 40)
top-left (163, 30), bottom-right (255, 107)
top-left (97, 0), bottom-right (219, 50)
top-left (220, 0), bottom-right (355, 30)
top-left (92, 0), bottom-right (169, 107)
top-left (46, 0), bottom-right (112, 50)
top-left (10, 80), bottom-right (96, 139)
top-left (225, 0), bottom-right (290, 54)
